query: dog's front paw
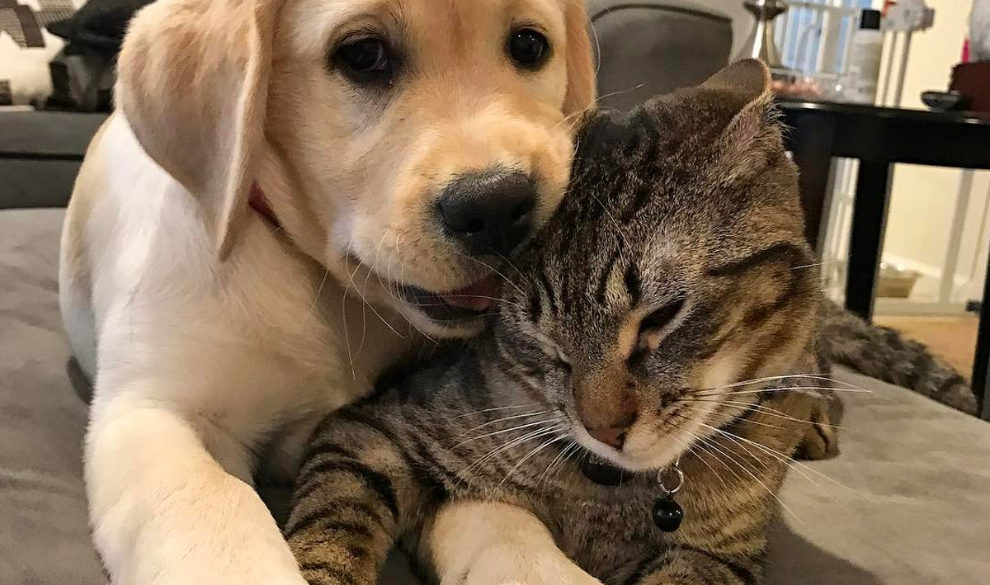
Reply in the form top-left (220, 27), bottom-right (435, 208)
top-left (460, 545), bottom-right (603, 585)
top-left (103, 541), bottom-right (309, 585)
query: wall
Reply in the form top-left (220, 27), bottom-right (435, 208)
top-left (879, 0), bottom-right (990, 305)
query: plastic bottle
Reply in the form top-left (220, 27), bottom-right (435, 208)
top-left (844, 9), bottom-right (885, 104)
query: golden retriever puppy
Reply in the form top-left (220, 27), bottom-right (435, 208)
top-left (58, 0), bottom-right (596, 583)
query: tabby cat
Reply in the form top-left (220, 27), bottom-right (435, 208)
top-left (285, 60), bottom-right (841, 585)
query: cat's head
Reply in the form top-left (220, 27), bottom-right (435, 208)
top-left (495, 60), bottom-right (822, 471)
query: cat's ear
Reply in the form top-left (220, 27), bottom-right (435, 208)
top-left (709, 60), bottom-right (783, 184)
top-left (701, 58), bottom-right (772, 102)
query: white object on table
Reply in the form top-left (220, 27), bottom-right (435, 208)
top-left (973, 0), bottom-right (990, 62)
top-left (844, 10), bottom-right (884, 105)
top-left (880, 0), bottom-right (935, 106)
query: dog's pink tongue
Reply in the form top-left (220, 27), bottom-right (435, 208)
top-left (439, 277), bottom-right (500, 311)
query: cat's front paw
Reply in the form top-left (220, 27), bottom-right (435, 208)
top-left (461, 545), bottom-right (604, 585)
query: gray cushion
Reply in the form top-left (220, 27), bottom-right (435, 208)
top-left (0, 112), bottom-right (106, 159)
top-left (2, 208), bottom-right (989, 585)
top-left (588, 1), bottom-right (733, 111)
top-left (0, 209), bottom-right (105, 584)
top-left (0, 112), bottom-right (107, 210)
top-left (767, 368), bottom-right (990, 584)
top-left (0, 159), bottom-right (84, 209)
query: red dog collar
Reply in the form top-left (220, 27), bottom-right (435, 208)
top-left (249, 184), bottom-right (280, 228)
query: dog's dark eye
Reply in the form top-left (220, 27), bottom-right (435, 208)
top-left (333, 37), bottom-right (393, 85)
top-left (507, 28), bottom-right (550, 69)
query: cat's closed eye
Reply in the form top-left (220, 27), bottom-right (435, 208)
top-left (629, 298), bottom-right (686, 364)
top-left (639, 298), bottom-right (685, 337)
top-left (551, 346), bottom-right (572, 371)
top-left (535, 334), bottom-right (571, 371)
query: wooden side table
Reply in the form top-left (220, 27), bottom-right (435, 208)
top-left (780, 99), bottom-right (990, 419)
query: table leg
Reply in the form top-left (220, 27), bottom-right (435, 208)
top-left (973, 254), bottom-right (990, 419)
top-left (845, 161), bottom-right (893, 322)
top-left (787, 112), bottom-right (837, 252)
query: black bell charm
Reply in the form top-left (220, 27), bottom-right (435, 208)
top-left (652, 460), bottom-right (685, 533)
top-left (652, 496), bottom-right (684, 532)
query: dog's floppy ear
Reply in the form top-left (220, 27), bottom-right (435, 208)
top-left (116, 0), bottom-right (282, 258)
top-left (562, 0), bottom-right (596, 118)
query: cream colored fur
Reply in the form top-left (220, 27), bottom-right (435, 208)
top-left (58, 0), bottom-right (596, 583)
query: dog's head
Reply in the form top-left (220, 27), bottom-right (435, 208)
top-left (116, 0), bottom-right (595, 337)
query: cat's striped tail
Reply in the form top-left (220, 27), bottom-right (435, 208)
top-left (819, 301), bottom-right (979, 415)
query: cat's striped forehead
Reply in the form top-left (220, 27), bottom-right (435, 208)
top-left (507, 83), bottom-right (810, 345)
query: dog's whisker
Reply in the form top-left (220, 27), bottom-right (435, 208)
top-left (307, 268), bottom-right (331, 317)
top-left (341, 258), bottom-right (361, 378)
top-left (448, 250), bottom-right (525, 297)
top-left (343, 244), bottom-right (407, 341)
top-left (354, 231), bottom-right (396, 358)
top-left (488, 250), bottom-right (533, 288)
top-left (377, 236), bottom-right (438, 345)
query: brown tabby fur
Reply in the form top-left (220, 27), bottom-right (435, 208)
top-left (285, 60), bottom-right (841, 585)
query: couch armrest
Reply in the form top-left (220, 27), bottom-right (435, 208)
top-left (0, 111), bottom-right (107, 209)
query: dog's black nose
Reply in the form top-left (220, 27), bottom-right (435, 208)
top-left (436, 170), bottom-right (537, 257)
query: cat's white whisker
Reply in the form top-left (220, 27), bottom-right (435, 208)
top-left (705, 423), bottom-right (860, 495)
top-left (703, 422), bottom-right (822, 489)
top-left (692, 384), bottom-right (869, 400)
top-left (696, 373), bottom-right (868, 393)
top-left (538, 440), bottom-right (578, 491)
top-left (458, 424), bottom-right (565, 481)
top-left (681, 397), bottom-right (849, 431)
top-left (693, 423), bottom-right (801, 522)
top-left (496, 433), bottom-right (569, 491)
top-left (448, 250), bottom-right (526, 297)
top-left (459, 410), bottom-right (555, 436)
top-left (790, 259), bottom-right (842, 272)
top-left (665, 428), bottom-right (728, 491)
top-left (453, 404), bottom-right (541, 418)
top-left (677, 403), bottom-right (786, 433)
top-left (454, 417), bottom-right (563, 447)
top-left (700, 421), bottom-right (772, 471)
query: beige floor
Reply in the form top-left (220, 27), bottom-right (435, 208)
top-left (874, 314), bottom-right (979, 378)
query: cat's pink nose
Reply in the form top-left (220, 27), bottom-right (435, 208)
top-left (577, 389), bottom-right (638, 449)
top-left (587, 425), bottom-right (630, 449)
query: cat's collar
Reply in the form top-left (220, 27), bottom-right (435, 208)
top-left (249, 184), bottom-right (280, 229)
top-left (581, 453), bottom-right (685, 532)
top-left (581, 454), bottom-right (629, 486)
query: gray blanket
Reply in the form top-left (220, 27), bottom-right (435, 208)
top-left (2, 209), bottom-right (989, 585)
